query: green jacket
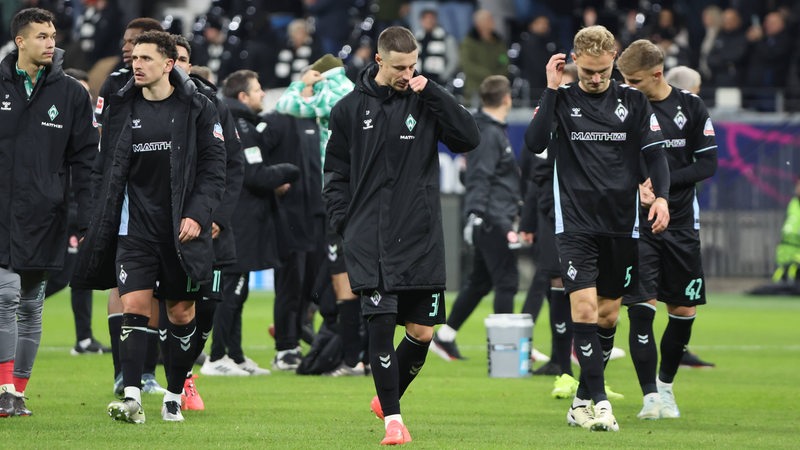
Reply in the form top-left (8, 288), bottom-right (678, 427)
top-left (459, 30), bottom-right (508, 105)
top-left (275, 66), bottom-right (354, 169)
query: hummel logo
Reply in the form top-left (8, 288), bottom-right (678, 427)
top-left (327, 244), bottom-right (338, 262)
top-left (120, 329), bottom-right (131, 342)
top-left (555, 322), bottom-right (567, 334)
top-left (637, 334), bottom-right (649, 344)
top-left (1, 101), bottom-right (10, 111)
top-left (176, 328), bottom-right (196, 352)
top-left (159, 329), bottom-right (167, 342)
top-left (409, 363), bottom-right (423, 376)
top-left (570, 107), bottom-right (582, 117)
top-left (131, 118), bottom-right (142, 129)
top-left (602, 349), bottom-right (612, 361)
top-left (202, 331), bottom-right (211, 340)
top-left (379, 354), bottom-right (391, 368)
top-left (363, 119), bottom-right (373, 130)
top-left (580, 343), bottom-right (593, 357)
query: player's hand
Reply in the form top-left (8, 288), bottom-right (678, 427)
top-left (409, 75), bottom-right (428, 93)
top-left (275, 183), bottom-right (291, 197)
top-left (648, 197), bottom-right (670, 234)
top-left (211, 222), bottom-right (221, 239)
top-left (546, 53), bottom-right (567, 90)
top-left (179, 217), bottom-right (201, 243)
top-left (507, 230), bottom-right (519, 244)
top-left (519, 231), bottom-right (535, 244)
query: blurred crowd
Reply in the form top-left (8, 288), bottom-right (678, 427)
top-left (2, 0), bottom-right (800, 111)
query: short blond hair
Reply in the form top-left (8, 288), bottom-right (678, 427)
top-left (573, 25), bottom-right (616, 57)
top-left (617, 39), bottom-right (664, 75)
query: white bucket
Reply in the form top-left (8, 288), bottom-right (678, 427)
top-left (484, 313), bottom-right (533, 378)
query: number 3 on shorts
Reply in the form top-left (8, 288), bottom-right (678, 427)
top-left (429, 293), bottom-right (440, 317)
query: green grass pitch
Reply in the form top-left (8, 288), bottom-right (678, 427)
top-left (2, 290), bottom-right (797, 449)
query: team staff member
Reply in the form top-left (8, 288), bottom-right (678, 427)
top-left (0, 8), bottom-right (98, 417)
top-left (431, 75), bottom-right (521, 361)
top-left (73, 31), bottom-right (226, 424)
top-left (616, 40), bottom-right (718, 420)
top-left (323, 26), bottom-right (480, 445)
top-left (202, 69), bottom-right (299, 377)
top-left (524, 25), bottom-right (670, 432)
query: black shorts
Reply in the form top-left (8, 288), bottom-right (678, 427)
top-left (556, 232), bottom-right (638, 298)
top-left (326, 230), bottom-right (347, 275)
top-left (116, 235), bottom-right (215, 301)
top-left (360, 288), bottom-right (446, 326)
top-left (533, 209), bottom-right (560, 277)
top-left (623, 228), bottom-right (706, 307)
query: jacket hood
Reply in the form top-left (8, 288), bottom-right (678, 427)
top-left (189, 72), bottom-right (218, 95)
top-left (473, 109), bottom-right (507, 128)
top-left (114, 66), bottom-right (198, 102)
top-left (355, 63), bottom-right (413, 100)
top-left (0, 47), bottom-right (66, 83)
top-left (222, 96), bottom-right (259, 123)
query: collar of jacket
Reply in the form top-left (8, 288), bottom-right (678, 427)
top-left (113, 66), bottom-right (197, 104)
top-left (222, 96), bottom-right (259, 123)
top-left (356, 63), bottom-right (413, 100)
top-left (0, 48), bottom-right (66, 85)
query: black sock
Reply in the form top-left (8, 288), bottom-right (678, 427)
top-left (597, 325), bottom-right (616, 368)
top-left (194, 299), bottom-right (217, 362)
top-left (108, 313), bottom-right (123, 379)
top-left (628, 304), bottom-right (657, 395)
top-left (659, 314), bottom-right (695, 383)
top-left (144, 327), bottom-right (160, 375)
top-left (166, 319), bottom-right (197, 394)
top-left (396, 332), bottom-right (430, 398)
top-left (338, 299), bottom-right (362, 367)
top-left (573, 322), bottom-right (606, 404)
top-left (549, 287), bottom-right (572, 375)
top-left (120, 313), bottom-right (149, 390)
top-left (368, 313), bottom-right (400, 416)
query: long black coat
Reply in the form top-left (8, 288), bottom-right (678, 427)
top-left (324, 64), bottom-right (480, 292)
top-left (72, 69), bottom-right (226, 289)
top-left (0, 48), bottom-right (97, 270)
top-left (224, 98), bottom-right (300, 273)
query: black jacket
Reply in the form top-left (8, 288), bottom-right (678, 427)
top-left (73, 68), bottom-right (227, 289)
top-left (463, 110), bottom-right (520, 233)
top-left (189, 73), bottom-right (244, 267)
top-left (323, 64), bottom-right (480, 292)
top-left (262, 112), bottom-right (324, 253)
top-left (225, 98), bottom-right (300, 273)
top-left (95, 65), bottom-right (131, 124)
top-left (0, 48), bottom-right (97, 270)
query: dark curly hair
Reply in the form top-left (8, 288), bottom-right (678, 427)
top-left (134, 30), bottom-right (178, 61)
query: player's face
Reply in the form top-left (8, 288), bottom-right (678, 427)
top-left (175, 45), bottom-right (191, 74)
top-left (131, 43), bottom-right (173, 88)
top-left (375, 50), bottom-right (418, 91)
top-left (122, 27), bottom-right (144, 65)
top-left (621, 67), bottom-right (661, 100)
top-left (573, 51), bottom-right (616, 94)
top-left (242, 77), bottom-right (265, 113)
top-left (16, 21), bottom-right (56, 67)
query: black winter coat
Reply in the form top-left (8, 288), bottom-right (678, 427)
top-left (262, 112), bottom-right (324, 253)
top-left (323, 64), bottom-right (480, 292)
top-left (462, 110), bottom-right (520, 233)
top-left (224, 98), bottom-right (300, 273)
top-left (72, 69), bottom-right (227, 289)
top-left (0, 48), bottom-right (97, 270)
top-left (189, 73), bottom-right (244, 267)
